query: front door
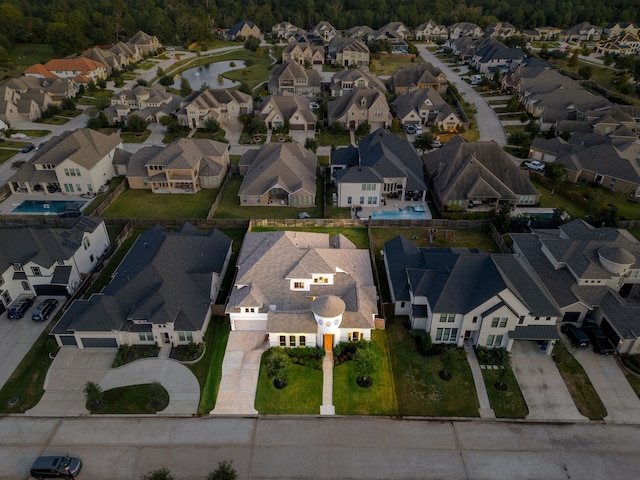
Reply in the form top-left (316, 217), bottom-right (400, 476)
top-left (323, 334), bottom-right (333, 351)
top-left (163, 332), bottom-right (170, 344)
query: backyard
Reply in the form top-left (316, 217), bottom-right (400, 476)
top-left (103, 187), bottom-right (219, 219)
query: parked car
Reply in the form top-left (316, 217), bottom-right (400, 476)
top-left (309, 101), bottom-right (320, 109)
top-left (37, 141), bottom-right (47, 150)
top-left (32, 298), bottom-right (59, 322)
top-left (561, 323), bottom-right (589, 349)
top-left (30, 455), bottom-right (82, 479)
top-left (415, 124), bottom-right (423, 134)
top-left (404, 123), bottom-right (416, 135)
top-left (524, 160), bottom-right (545, 172)
top-left (430, 140), bottom-right (443, 148)
top-left (21, 143), bottom-right (36, 153)
top-left (7, 297), bottom-right (34, 319)
top-left (582, 322), bottom-right (616, 355)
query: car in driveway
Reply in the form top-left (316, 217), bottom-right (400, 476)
top-left (7, 297), bottom-right (34, 319)
top-left (404, 123), bottom-right (416, 135)
top-left (582, 322), bottom-right (616, 355)
top-left (524, 160), bottom-right (545, 172)
top-left (30, 455), bottom-right (82, 479)
top-left (21, 143), bottom-right (36, 153)
top-left (32, 298), bottom-right (59, 322)
top-left (561, 323), bottom-right (589, 349)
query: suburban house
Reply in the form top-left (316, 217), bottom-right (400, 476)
top-left (414, 20), bottom-right (449, 42)
top-left (330, 67), bottom-right (387, 97)
top-left (423, 136), bottom-right (540, 213)
top-left (469, 38), bottom-right (526, 74)
top-left (511, 220), bottom-right (640, 354)
top-left (8, 128), bottom-right (122, 196)
top-left (559, 22), bottom-right (602, 42)
top-left (376, 22), bottom-right (413, 40)
top-left (238, 142), bottom-right (317, 207)
top-left (226, 20), bottom-right (261, 40)
top-left (271, 21), bottom-right (303, 40)
top-left (388, 62), bottom-right (448, 94)
top-left (24, 58), bottom-right (108, 85)
top-left (603, 22), bottom-right (640, 37)
top-left (447, 36), bottom-right (488, 62)
top-left (327, 87), bottom-right (392, 131)
top-left (281, 42), bottom-right (325, 68)
top-left (344, 25), bottom-right (375, 41)
top-left (127, 30), bottom-right (162, 55)
top-left (0, 217), bottom-right (110, 310)
top-left (394, 88), bottom-right (463, 132)
top-left (311, 21), bottom-right (340, 42)
top-left (485, 22), bottom-right (519, 38)
top-left (257, 94), bottom-right (317, 134)
top-left (0, 76), bottom-right (76, 123)
top-left (125, 138), bottom-right (229, 193)
top-left (176, 89), bottom-right (252, 128)
top-left (331, 129), bottom-right (427, 207)
top-left (595, 32), bottom-right (640, 56)
top-left (371, 28), bottom-right (409, 54)
top-left (267, 62), bottom-right (322, 96)
top-left (106, 84), bottom-right (180, 124)
top-left (383, 235), bottom-right (560, 352)
top-left (226, 231), bottom-right (378, 349)
top-left (110, 41), bottom-right (143, 63)
top-left (447, 22), bottom-right (483, 39)
top-left (532, 26), bottom-right (562, 40)
top-left (326, 37), bottom-right (370, 66)
top-left (52, 224), bottom-right (232, 349)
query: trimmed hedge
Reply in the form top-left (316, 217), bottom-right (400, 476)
top-left (284, 347), bottom-right (325, 370)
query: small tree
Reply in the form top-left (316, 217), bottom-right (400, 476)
top-left (304, 137), bottom-right (318, 152)
top-left (180, 77), bottom-right (193, 96)
top-left (578, 65), bottom-right (593, 80)
top-left (126, 114), bottom-right (147, 133)
top-left (140, 468), bottom-right (174, 480)
top-left (545, 162), bottom-right (566, 195)
top-left (413, 132), bottom-right (434, 153)
top-left (61, 97), bottom-right (76, 111)
top-left (439, 346), bottom-right (458, 380)
top-left (355, 120), bottom-right (371, 136)
top-left (494, 349), bottom-right (511, 390)
top-left (353, 344), bottom-right (378, 385)
top-left (203, 118), bottom-right (221, 133)
top-left (244, 36), bottom-right (260, 52)
top-left (159, 75), bottom-right (174, 86)
top-left (206, 460), bottom-right (238, 480)
top-left (263, 347), bottom-right (291, 388)
top-left (83, 381), bottom-right (103, 407)
top-left (161, 115), bottom-right (182, 137)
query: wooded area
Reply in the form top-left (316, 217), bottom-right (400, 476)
top-left (0, 0), bottom-right (638, 55)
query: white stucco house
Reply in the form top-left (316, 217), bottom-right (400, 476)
top-left (226, 231), bottom-right (379, 349)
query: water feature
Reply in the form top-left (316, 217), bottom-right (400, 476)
top-left (173, 61), bottom-right (246, 90)
top-left (12, 200), bottom-right (86, 214)
top-left (370, 206), bottom-right (430, 220)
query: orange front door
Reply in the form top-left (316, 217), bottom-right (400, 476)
top-left (323, 334), bottom-right (333, 351)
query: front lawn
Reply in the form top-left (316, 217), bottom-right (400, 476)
top-left (481, 368), bottom-right (529, 418)
top-left (254, 363), bottom-right (323, 414)
top-left (552, 341), bottom-right (607, 420)
top-left (333, 331), bottom-right (398, 415)
top-left (369, 54), bottom-right (423, 76)
top-left (12, 129), bottom-right (51, 137)
top-left (120, 130), bottom-right (152, 143)
top-left (213, 177), bottom-right (324, 219)
top-left (87, 383), bottom-right (169, 414)
top-left (0, 149), bottom-right (18, 165)
top-left (386, 317), bottom-right (480, 417)
top-left (103, 188), bottom-right (219, 219)
top-left (316, 130), bottom-right (351, 147)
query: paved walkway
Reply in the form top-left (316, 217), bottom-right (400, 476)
top-left (212, 332), bottom-right (267, 415)
top-left (511, 341), bottom-right (586, 421)
top-left (320, 350), bottom-right (335, 415)
top-left (463, 340), bottom-right (495, 418)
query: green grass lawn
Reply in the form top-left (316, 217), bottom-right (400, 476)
top-left (386, 317), bottom-right (480, 417)
top-left (333, 331), bottom-right (398, 415)
top-left (103, 188), bottom-right (219, 219)
top-left (0, 149), bottom-right (18, 164)
top-left (188, 316), bottom-right (231, 413)
top-left (251, 226), bottom-right (369, 249)
top-left (255, 362), bottom-right (323, 414)
top-left (213, 177), bottom-right (324, 219)
top-left (316, 130), bottom-right (352, 147)
top-left (482, 368), bottom-right (528, 418)
top-left (12, 129), bottom-right (51, 137)
top-left (88, 383), bottom-right (169, 414)
top-left (370, 54), bottom-right (423, 76)
top-left (208, 48), bottom-right (278, 90)
top-left (37, 116), bottom-right (69, 125)
top-left (504, 125), bottom-right (526, 135)
top-left (1, 43), bottom-right (55, 77)
top-left (623, 371), bottom-right (640, 400)
top-left (120, 130), bottom-right (152, 143)
top-left (552, 341), bottom-right (607, 420)
top-left (75, 89), bottom-right (115, 106)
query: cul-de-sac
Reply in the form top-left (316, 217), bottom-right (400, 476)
top-left (1, 3), bottom-right (640, 479)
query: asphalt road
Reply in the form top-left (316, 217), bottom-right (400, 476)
top-left (4, 416), bottom-right (640, 480)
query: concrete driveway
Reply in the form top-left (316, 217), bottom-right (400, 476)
top-left (212, 331), bottom-right (267, 415)
top-left (575, 349), bottom-right (640, 423)
top-left (511, 341), bottom-right (586, 421)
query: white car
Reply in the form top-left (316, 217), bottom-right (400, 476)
top-left (524, 160), bottom-right (545, 172)
top-left (309, 102), bottom-right (320, 109)
top-left (404, 124), bottom-right (416, 135)
top-left (415, 124), bottom-right (423, 134)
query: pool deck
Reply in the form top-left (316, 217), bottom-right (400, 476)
top-left (0, 192), bottom-right (89, 216)
top-left (355, 200), bottom-right (433, 220)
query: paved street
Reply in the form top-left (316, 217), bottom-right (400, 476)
top-left (2, 416), bottom-right (640, 480)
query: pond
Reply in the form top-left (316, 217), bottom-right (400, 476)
top-left (173, 60), bottom-right (246, 90)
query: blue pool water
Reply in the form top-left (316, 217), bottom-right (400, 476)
top-left (12, 200), bottom-right (86, 214)
top-left (371, 206), bottom-right (429, 220)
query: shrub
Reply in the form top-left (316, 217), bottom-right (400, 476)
top-left (475, 346), bottom-right (508, 365)
top-left (283, 346), bottom-right (325, 369)
top-left (410, 330), bottom-right (432, 356)
top-left (622, 355), bottom-right (640, 375)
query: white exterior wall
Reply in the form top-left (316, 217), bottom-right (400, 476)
top-left (337, 181), bottom-right (381, 207)
top-left (269, 332), bottom-right (318, 348)
top-left (70, 223), bottom-right (111, 281)
top-left (56, 150), bottom-right (117, 194)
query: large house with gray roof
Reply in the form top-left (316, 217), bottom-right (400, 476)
top-left (268, 62), bottom-right (322, 96)
top-left (238, 142), bottom-right (317, 207)
top-left (330, 66), bottom-right (387, 97)
top-left (177, 89), bottom-right (252, 129)
top-left (388, 62), bottom-right (448, 94)
top-left (0, 218), bottom-right (110, 312)
top-left (226, 231), bottom-right (378, 349)
top-left (257, 94), bottom-right (316, 134)
top-left (7, 128), bottom-right (122, 196)
top-left (511, 220), bottom-right (640, 354)
top-left (331, 129), bottom-right (427, 207)
top-left (52, 223), bottom-right (232, 349)
top-left (384, 235), bottom-right (560, 352)
top-left (394, 88), bottom-right (463, 132)
top-left (327, 87), bottom-right (392, 131)
top-left (107, 84), bottom-right (180, 124)
top-left (423, 136), bottom-right (539, 213)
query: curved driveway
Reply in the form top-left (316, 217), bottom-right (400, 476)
top-left (417, 45), bottom-right (508, 146)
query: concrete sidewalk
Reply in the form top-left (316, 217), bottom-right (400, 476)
top-left (320, 350), bottom-right (335, 415)
top-left (464, 340), bottom-right (495, 418)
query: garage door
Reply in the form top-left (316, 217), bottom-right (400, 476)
top-left (234, 320), bottom-right (266, 331)
top-left (600, 318), bottom-right (621, 345)
top-left (34, 284), bottom-right (68, 296)
top-left (562, 312), bottom-right (581, 323)
top-left (59, 336), bottom-right (77, 346)
top-left (80, 337), bottom-right (118, 348)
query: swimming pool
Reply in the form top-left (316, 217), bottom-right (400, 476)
top-left (371, 206), bottom-right (429, 220)
top-left (12, 200), bottom-right (86, 214)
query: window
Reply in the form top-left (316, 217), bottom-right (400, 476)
top-left (12, 263), bottom-right (23, 271)
top-left (83, 238), bottom-right (91, 249)
top-left (279, 335), bottom-right (286, 347)
top-left (499, 318), bottom-right (507, 328)
top-left (289, 335), bottom-right (296, 347)
top-left (400, 301), bottom-right (405, 308)
top-left (495, 335), bottom-right (503, 347)
top-left (534, 316), bottom-right (540, 321)
top-left (436, 328), bottom-right (443, 341)
top-left (347, 196), bottom-right (352, 205)
top-left (76, 184), bottom-right (82, 192)
top-left (442, 328), bottom-right (450, 341)
top-left (472, 316), bottom-right (478, 323)
top-left (138, 332), bottom-right (154, 341)
top-left (349, 332), bottom-right (363, 342)
top-left (178, 331), bottom-right (193, 342)
top-left (491, 318), bottom-right (499, 328)
top-left (0, 277), bottom-right (3, 287)
top-left (31, 267), bottom-right (42, 276)
top-left (245, 307), bottom-right (256, 313)
top-left (299, 336), bottom-right (306, 346)
top-left (1, 290), bottom-right (11, 305)
top-left (437, 328), bottom-right (458, 342)
top-left (359, 196), bottom-right (364, 204)
top-left (440, 313), bottom-right (454, 323)
top-left (519, 315), bottom-right (525, 325)
top-left (89, 254), bottom-right (94, 262)
top-left (293, 281), bottom-right (304, 289)
top-left (486, 335), bottom-right (495, 347)
top-left (22, 281), bottom-right (30, 291)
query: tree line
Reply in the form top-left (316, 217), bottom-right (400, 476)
top-left (0, 0), bottom-right (638, 55)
